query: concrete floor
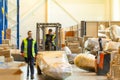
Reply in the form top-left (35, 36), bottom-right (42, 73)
top-left (20, 65), bottom-right (107, 80)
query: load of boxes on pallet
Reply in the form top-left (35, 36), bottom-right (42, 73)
top-left (0, 39), bottom-right (25, 80)
top-left (0, 39), bottom-right (13, 62)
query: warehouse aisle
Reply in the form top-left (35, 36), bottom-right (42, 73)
top-left (21, 64), bottom-right (107, 80)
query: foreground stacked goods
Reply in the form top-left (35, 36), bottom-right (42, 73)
top-left (0, 61), bottom-right (25, 80)
top-left (0, 39), bottom-right (14, 62)
top-left (74, 53), bottom-right (95, 71)
top-left (36, 51), bottom-right (72, 79)
top-left (0, 39), bottom-right (26, 80)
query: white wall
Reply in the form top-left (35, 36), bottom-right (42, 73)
top-left (8, 0), bottom-right (46, 46)
top-left (48, 0), bottom-right (108, 27)
top-left (20, 0), bottom-right (46, 43)
top-left (8, 0), bottom-right (111, 47)
top-left (111, 0), bottom-right (120, 21)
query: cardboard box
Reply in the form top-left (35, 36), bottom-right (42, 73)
top-left (67, 42), bottom-right (80, 47)
top-left (2, 39), bottom-right (11, 45)
top-left (69, 47), bottom-right (82, 53)
top-left (111, 65), bottom-right (120, 80)
top-left (0, 61), bottom-right (26, 80)
top-left (0, 68), bottom-right (23, 80)
top-left (5, 56), bottom-right (14, 62)
top-left (11, 49), bottom-right (20, 54)
top-left (113, 54), bottom-right (120, 65)
top-left (0, 50), bottom-right (11, 58)
top-left (0, 56), bottom-right (5, 62)
top-left (65, 31), bottom-right (75, 37)
top-left (6, 29), bottom-right (11, 39)
top-left (0, 44), bottom-right (10, 50)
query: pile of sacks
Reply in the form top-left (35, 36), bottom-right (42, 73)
top-left (74, 38), bottom-right (120, 72)
top-left (0, 39), bottom-right (14, 62)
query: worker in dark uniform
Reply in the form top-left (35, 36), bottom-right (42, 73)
top-left (21, 31), bottom-right (37, 79)
top-left (45, 29), bottom-right (56, 50)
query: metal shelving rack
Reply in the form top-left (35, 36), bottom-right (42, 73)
top-left (7, 0), bottom-right (19, 48)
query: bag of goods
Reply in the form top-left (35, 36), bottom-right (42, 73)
top-left (84, 38), bottom-right (111, 51)
top-left (36, 51), bottom-right (72, 80)
top-left (74, 53), bottom-right (95, 72)
top-left (110, 25), bottom-right (120, 41)
top-left (104, 41), bottom-right (120, 52)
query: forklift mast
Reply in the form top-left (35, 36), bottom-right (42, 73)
top-left (36, 23), bottom-right (61, 51)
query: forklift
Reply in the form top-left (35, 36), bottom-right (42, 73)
top-left (36, 23), bottom-right (62, 75)
top-left (36, 23), bottom-right (62, 51)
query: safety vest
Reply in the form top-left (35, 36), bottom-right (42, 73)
top-left (23, 39), bottom-right (36, 58)
top-left (52, 34), bottom-right (56, 46)
top-left (45, 34), bottom-right (56, 46)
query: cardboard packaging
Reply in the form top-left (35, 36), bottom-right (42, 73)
top-left (69, 47), bottom-right (82, 53)
top-left (0, 50), bottom-right (11, 58)
top-left (5, 56), bottom-right (14, 62)
top-left (111, 65), bottom-right (120, 80)
top-left (2, 39), bottom-right (11, 45)
top-left (6, 29), bottom-right (11, 39)
top-left (65, 31), bottom-right (75, 37)
top-left (0, 68), bottom-right (23, 80)
top-left (0, 44), bottom-right (10, 50)
top-left (0, 56), bottom-right (5, 62)
top-left (109, 47), bottom-right (120, 80)
top-left (67, 42), bottom-right (80, 47)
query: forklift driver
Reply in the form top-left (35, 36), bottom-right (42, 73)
top-left (45, 29), bottom-right (56, 50)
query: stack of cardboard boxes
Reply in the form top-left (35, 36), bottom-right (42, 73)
top-left (0, 39), bottom-right (14, 62)
top-left (66, 37), bottom-right (82, 53)
top-left (0, 39), bottom-right (24, 80)
top-left (109, 47), bottom-right (120, 80)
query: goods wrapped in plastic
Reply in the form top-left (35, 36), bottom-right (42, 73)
top-left (67, 54), bottom-right (78, 64)
top-left (61, 46), bottom-right (78, 63)
top-left (104, 41), bottom-right (120, 52)
top-left (61, 46), bottom-right (72, 55)
top-left (74, 53), bottom-right (95, 72)
top-left (36, 51), bottom-right (72, 79)
top-left (98, 33), bottom-right (107, 38)
top-left (84, 38), bottom-right (111, 51)
top-left (110, 25), bottom-right (120, 41)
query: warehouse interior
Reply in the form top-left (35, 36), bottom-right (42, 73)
top-left (0, 0), bottom-right (120, 80)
